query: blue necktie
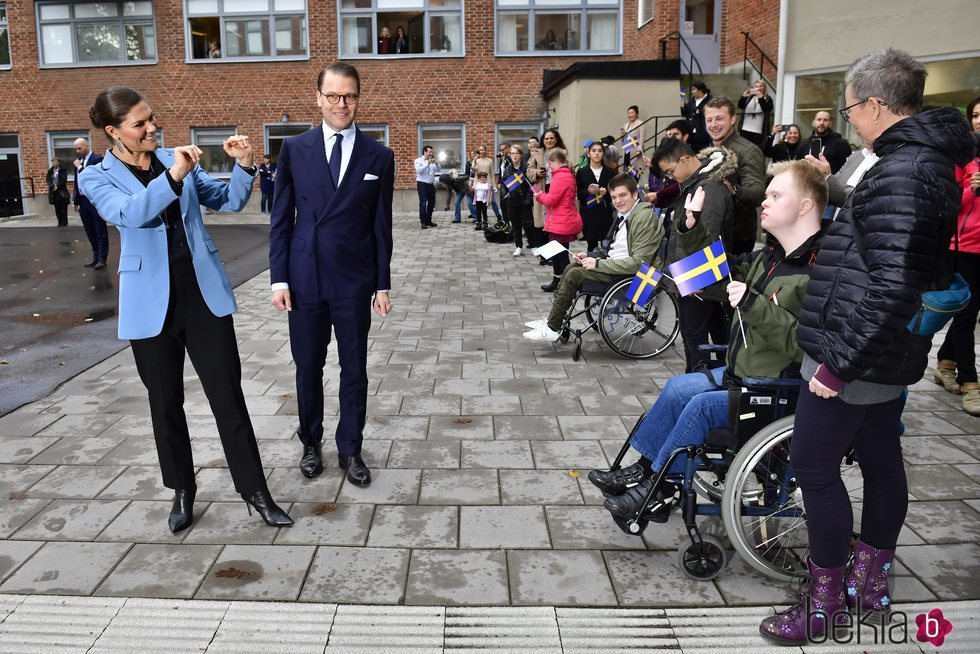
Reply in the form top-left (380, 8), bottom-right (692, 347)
top-left (329, 132), bottom-right (343, 187)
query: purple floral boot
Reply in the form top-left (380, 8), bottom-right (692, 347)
top-left (759, 556), bottom-right (849, 645)
top-left (845, 539), bottom-right (895, 613)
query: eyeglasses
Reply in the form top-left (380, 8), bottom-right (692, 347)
top-left (661, 156), bottom-right (685, 179)
top-left (839, 98), bottom-right (886, 123)
top-left (319, 91), bottom-right (359, 105)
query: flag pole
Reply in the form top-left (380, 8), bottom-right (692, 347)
top-left (730, 270), bottom-right (748, 349)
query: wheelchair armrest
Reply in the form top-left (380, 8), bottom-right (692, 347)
top-left (741, 376), bottom-right (804, 389)
top-left (698, 344), bottom-right (729, 354)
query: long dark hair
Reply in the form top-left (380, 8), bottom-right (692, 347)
top-left (89, 87), bottom-right (145, 142)
top-left (542, 128), bottom-right (566, 151)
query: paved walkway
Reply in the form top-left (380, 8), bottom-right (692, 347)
top-left (1, 211), bottom-right (979, 651)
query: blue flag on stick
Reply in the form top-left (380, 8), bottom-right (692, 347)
top-left (622, 133), bottom-right (640, 153)
top-left (667, 239), bottom-right (730, 296)
top-left (626, 163), bottom-right (641, 180)
top-left (585, 194), bottom-right (600, 207)
top-left (503, 171), bottom-right (525, 191)
top-left (625, 262), bottom-right (663, 308)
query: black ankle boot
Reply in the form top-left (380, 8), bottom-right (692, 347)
top-left (540, 276), bottom-right (560, 292)
top-left (241, 490), bottom-right (294, 527)
top-left (168, 488), bottom-right (196, 534)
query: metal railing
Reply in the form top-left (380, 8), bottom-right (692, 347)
top-left (658, 30), bottom-right (705, 105)
top-left (742, 31), bottom-right (777, 92)
top-left (618, 114), bottom-right (688, 168)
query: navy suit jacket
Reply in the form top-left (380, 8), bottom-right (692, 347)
top-left (269, 125), bottom-right (394, 299)
top-left (73, 152), bottom-right (104, 208)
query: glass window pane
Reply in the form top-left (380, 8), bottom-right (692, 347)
top-left (497, 12), bottom-right (527, 51)
top-left (48, 132), bottom-right (89, 180)
top-left (125, 23), bottom-right (155, 59)
top-left (429, 14), bottom-right (460, 53)
top-left (0, 27), bottom-right (9, 67)
top-left (275, 15), bottom-right (306, 54)
top-left (535, 13), bottom-right (578, 51)
top-left (224, 0), bottom-right (269, 12)
top-left (428, 0), bottom-right (460, 6)
top-left (192, 129), bottom-right (236, 175)
top-left (340, 16), bottom-right (372, 56)
top-left (340, 0), bottom-right (372, 7)
top-left (39, 4), bottom-right (71, 20)
top-left (41, 24), bottom-right (74, 64)
top-left (266, 123), bottom-right (311, 159)
top-left (123, 1), bottom-right (153, 16)
top-left (187, 0), bottom-right (219, 13)
top-left (420, 125), bottom-right (463, 171)
top-left (74, 3), bottom-right (119, 18)
top-left (225, 18), bottom-right (270, 56)
top-left (497, 0), bottom-right (527, 6)
top-left (587, 12), bottom-right (616, 50)
top-left (189, 16), bottom-right (220, 59)
top-left (360, 125), bottom-right (388, 146)
top-left (76, 22), bottom-right (121, 62)
top-left (496, 123), bottom-right (541, 152)
top-left (274, 0), bottom-right (305, 9)
top-left (378, 0), bottom-right (423, 8)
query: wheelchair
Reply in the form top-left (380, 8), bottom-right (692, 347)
top-left (600, 358), bottom-right (865, 582)
top-left (557, 275), bottom-right (680, 361)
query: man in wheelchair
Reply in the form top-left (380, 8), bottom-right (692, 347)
top-left (522, 173), bottom-right (664, 341)
top-left (589, 160), bottom-right (827, 523)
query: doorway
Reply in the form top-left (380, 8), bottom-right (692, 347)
top-left (680, 0), bottom-right (720, 74)
top-left (0, 134), bottom-right (23, 218)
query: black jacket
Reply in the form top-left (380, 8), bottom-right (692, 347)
top-left (501, 160), bottom-right (533, 207)
top-left (811, 129), bottom-right (852, 174)
top-left (797, 107), bottom-right (974, 386)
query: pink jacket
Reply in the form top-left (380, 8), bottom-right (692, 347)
top-left (951, 158), bottom-right (980, 254)
top-left (536, 166), bottom-right (582, 237)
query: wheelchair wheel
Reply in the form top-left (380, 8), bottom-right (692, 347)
top-left (676, 535), bottom-right (727, 581)
top-left (597, 279), bottom-right (680, 359)
top-left (720, 416), bottom-right (864, 582)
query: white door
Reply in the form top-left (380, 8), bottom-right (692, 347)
top-left (679, 0), bottom-right (721, 74)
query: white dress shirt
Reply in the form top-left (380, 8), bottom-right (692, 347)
top-left (606, 198), bottom-right (640, 261)
top-left (322, 121), bottom-right (357, 185)
top-left (414, 156), bottom-right (439, 184)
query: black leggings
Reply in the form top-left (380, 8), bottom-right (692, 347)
top-left (937, 251), bottom-right (980, 385)
top-left (790, 390), bottom-right (907, 568)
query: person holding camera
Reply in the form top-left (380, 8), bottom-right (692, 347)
top-left (763, 124), bottom-right (804, 163)
top-left (737, 80), bottom-right (774, 146)
top-left (414, 145), bottom-right (439, 229)
top-left (808, 110), bottom-right (852, 174)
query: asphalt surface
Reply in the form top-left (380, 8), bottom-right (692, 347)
top-left (0, 225), bottom-right (271, 415)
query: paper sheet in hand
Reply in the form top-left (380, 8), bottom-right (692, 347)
top-left (532, 241), bottom-right (568, 260)
top-left (530, 183), bottom-right (542, 195)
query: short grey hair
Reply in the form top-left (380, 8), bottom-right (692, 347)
top-left (844, 48), bottom-right (926, 116)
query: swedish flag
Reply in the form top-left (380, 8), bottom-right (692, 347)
top-left (585, 194), bottom-right (600, 207)
top-left (626, 262), bottom-right (663, 308)
top-left (622, 133), bottom-right (640, 153)
top-left (503, 171), bottom-right (525, 191)
top-left (667, 239), bottom-right (730, 296)
top-left (626, 163), bottom-right (641, 180)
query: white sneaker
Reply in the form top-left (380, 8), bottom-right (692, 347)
top-left (524, 319), bottom-right (548, 328)
top-left (512, 247), bottom-right (523, 257)
top-left (523, 325), bottom-right (561, 341)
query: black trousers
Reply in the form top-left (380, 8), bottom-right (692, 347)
top-left (508, 203), bottom-right (533, 248)
top-left (417, 181), bottom-right (435, 225)
top-left (791, 391), bottom-right (907, 568)
top-left (53, 200), bottom-right (68, 226)
top-left (79, 203), bottom-right (109, 261)
top-left (678, 295), bottom-right (730, 372)
top-left (289, 294), bottom-right (371, 457)
top-left (130, 260), bottom-right (266, 494)
top-left (937, 251), bottom-right (980, 385)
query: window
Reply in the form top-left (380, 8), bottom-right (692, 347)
top-left (495, 122), bottom-right (543, 155)
top-left (419, 124), bottom-right (464, 172)
top-left (185, 0), bottom-right (308, 61)
top-left (191, 127), bottom-right (236, 177)
top-left (1, 4), bottom-right (10, 68)
top-left (638, 0), bottom-right (653, 27)
top-left (338, 0), bottom-right (463, 58)
top-left (36, 1), bottom-right (156, 67)
top-left (496, 0), bottom-right (619, 55)
top-left (359, 124), bottom-right (389, 146)
top-left (46, 132), bottom-right (89, 181)
top-left (264, 122), bottom-right (313, 161)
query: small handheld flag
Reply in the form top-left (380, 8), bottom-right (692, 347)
top-left (625, 262), bottom-right (663, 308)
top-left (667, 239), bottom-right (730, 297)
top-left (503, 171), bottom-right (525, 191)
top-left (622, 133), bottom-right (640, 153)
top-left (626, 163), bottom-right (641, 180)
top-left (586, 194), bottom-right (601, 207)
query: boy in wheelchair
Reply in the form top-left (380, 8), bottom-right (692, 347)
top-left (522, 173), bottom-right (664, 341)
top-left (589, 160), bottom-right (827, 524)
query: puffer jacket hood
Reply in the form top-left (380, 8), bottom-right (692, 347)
top-left (797, 107), bottom-right (974, 386)
top-left (694, 146), bottom-right (740, 184)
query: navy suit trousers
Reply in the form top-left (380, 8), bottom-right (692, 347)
top-left (79, 202), bottom-right (109, 261)
top-left (289, 294), bottom-right (372, 457)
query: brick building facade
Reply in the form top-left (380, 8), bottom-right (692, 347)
top-left (0, 0), bottom-right (780, 212)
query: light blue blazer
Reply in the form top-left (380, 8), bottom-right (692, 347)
top-left (77, 148), bottom-right (255, 340)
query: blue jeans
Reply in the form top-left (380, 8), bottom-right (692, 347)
top-left (630, 367), bottom-right (729, 474)
top-left (454, 191), bottom-right (474, 221)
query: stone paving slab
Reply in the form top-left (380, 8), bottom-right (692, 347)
top-left (0, 215), bottom-right (978, 627)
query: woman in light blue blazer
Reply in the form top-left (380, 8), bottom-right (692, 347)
top-left (79, 87), bottom-right (292, 533)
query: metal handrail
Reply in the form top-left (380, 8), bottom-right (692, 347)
top-left (658, 30), bottom-right (705, 105)
top-left (741, 31), bottom-right (777, 92)
top-left (618, 114), bottom-right (689, 166)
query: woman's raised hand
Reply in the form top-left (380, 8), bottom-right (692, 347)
top-left (169, 145), bottom-right (202, 183)
top-left (224, 135), bottom-right (255, 168)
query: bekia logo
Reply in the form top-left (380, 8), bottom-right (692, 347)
top-left (915, 608), bottom-right (953, 647)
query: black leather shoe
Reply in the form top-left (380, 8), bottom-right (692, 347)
top-left (603, 477), bottom-right (678, 523)
top-left (338, 454), bottom-right (372, 487)
top-left (241, 490), bottom-right (294, 527)
top-left (421, 223), bottom-right (428, 230)
top-left (168, 488), bottom-right (196, 534)
top-left (93, 260), bottom-right (106, 270)
top-left (427, 221), bottom-right (438, 227)
top-left (588, 462), bottom-right (649, 497)
top-left (540, 276), bottom-right (560, 292)
top-left (83, 259), bottom-right (97, 267)
top-left (300, 442), bottom-right (323, 478)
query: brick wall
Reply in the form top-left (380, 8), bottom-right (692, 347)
top-left (1, 0), bottom-right (772, 193)
top-left (720, 0), bottom-right (780, 77)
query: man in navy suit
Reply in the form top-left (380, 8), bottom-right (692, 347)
top-left (73, 138), bottom-right (109, 268)
top-left (269, 62), bottom-right (394, 487)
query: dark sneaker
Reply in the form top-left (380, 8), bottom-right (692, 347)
top-left (603, 477), bottom-right (678, 523)
top-left (588, 461), bottom-right (649, 497)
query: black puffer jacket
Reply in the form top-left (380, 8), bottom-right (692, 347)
top-left (797, 107), bottom-right (974, 386)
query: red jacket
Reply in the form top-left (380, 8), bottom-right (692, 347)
top-left (951, 158), bottom-right (980, 254)
top-left (537, 166), bottom-right (582, 237)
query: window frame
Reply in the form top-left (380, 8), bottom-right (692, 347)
top-left (35, 1), bottom-right (157, 69)
top-left (263, 121), bottom-right (315, 161)
top-left (183, 0), bottom-right (310, 64)
top-left (191, 126), bottom-right (238, 179)
top-left (46, 131), bottom-right (90, 182)
top-left (418, 122), bottom-right (465, 172)
top-left (0, 3), bottom-right (11, 70)
top-left (336, 0), bottom-right (465, 60)
top-left (494, 122), bottom-right (544, 156)
top-left (637, 0), bottom-right (653, 28)
top-left (359, 124), bottom-right (390, 147)
top-left (494, 0), bottom-right (621, 56)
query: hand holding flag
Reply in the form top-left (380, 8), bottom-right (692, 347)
top-left (667, 239), bottom-right (730, 297)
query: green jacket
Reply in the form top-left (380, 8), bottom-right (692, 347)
top-left (595, 200), bottom-right (665, 276)
top-left (718, 133), bottom-right (766, 245)
top-left (678, 221), bottom-right (823, 380)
